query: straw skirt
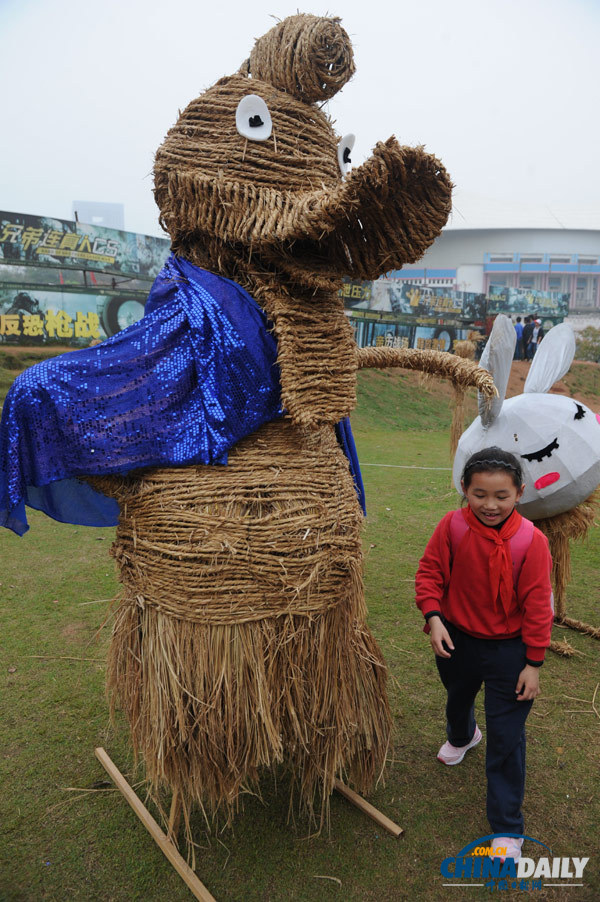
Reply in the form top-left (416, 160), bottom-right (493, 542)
top-left (96, 418), bottom-right (391, 824)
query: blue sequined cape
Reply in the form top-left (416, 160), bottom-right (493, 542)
top-left (0, 254), bottom-right (365, 536)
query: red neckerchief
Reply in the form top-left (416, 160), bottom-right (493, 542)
top-left (464, 506), bottom-right (522, 615)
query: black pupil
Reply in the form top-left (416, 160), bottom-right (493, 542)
top-left (249, 115), bottom-right (264, 128)
top-left (343, 147), bottom-right (351, 164)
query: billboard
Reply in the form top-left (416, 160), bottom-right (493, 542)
top-left (487, 285), bottom-right (570, 318)
top-left (0, 211), bottom-right (169, 279)
top-left (342, 278), bottom-right (570, 343)
top-left (0, 211), bottom-right (171, 346)
top-left (339, 280), bottom-right (372, 306)
top-left (341, 279), bottom-right (486, 322)
top-left (349, 317), bottom-right (483, 352)
top-left (0, 286), bottom-right (146, 345)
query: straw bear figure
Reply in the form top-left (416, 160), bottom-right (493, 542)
top-left (83, 14), bottom-right (496, 825)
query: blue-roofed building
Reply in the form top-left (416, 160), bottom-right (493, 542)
top-left (385, 192), bottom-right (600, 312)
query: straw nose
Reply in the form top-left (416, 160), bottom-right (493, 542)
top-left (247, 14), bottom-right (355, 103)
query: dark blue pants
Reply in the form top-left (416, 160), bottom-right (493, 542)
top-left (435, 621), bottom-right (533, 834)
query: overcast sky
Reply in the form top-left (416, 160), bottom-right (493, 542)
top-left (1, 0), bottom-right (599, 237)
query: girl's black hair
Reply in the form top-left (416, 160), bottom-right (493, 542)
top-left (462, 446), bottom-right (523, 489)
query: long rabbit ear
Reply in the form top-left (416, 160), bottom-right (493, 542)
top-left (524, 323), bottom-right (575, 394)
top-left (478, 314), bottom-right (516, 426)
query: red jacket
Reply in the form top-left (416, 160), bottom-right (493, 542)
top-left (415, 508), bottom-right (553, 663)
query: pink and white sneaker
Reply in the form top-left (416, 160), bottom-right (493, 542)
top-left (437, 725), bottom-right (482, 765)
top-left (490, 837), bottom-right (524, 863)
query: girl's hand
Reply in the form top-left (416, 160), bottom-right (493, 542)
top-left (429, 616), bottom-right (454, 658)
top-left (516, 665), bottom-right (540, 701)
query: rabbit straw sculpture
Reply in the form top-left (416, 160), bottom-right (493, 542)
top-left (454, 315), bottom-right (600, 650)
top-left (0, 14), bottom-right (496, 828)
top-left (450, 339), bottom-right (478, 456)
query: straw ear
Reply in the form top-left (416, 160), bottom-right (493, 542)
top-left (523, 323), bottom-right (575, 394)
top-left (248, 14), bottom-right (355, 103)
top-left (478, 314), bottom-right (516, 426)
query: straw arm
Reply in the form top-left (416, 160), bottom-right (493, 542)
top-left (356, 346), bottom-right (497, 400)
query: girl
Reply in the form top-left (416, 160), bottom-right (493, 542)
top-left (415, 446), bottom-right (553, 861)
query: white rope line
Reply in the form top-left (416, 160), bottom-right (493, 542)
top-left (361, 463), bottom-right (452, 471)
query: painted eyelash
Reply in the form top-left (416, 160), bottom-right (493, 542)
top-left (574, 404), bottom-right (586, 420)
top-left (521, 438), bottom-right (559, 463)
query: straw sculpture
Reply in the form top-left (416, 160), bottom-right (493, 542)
top-left (450, 340), bottom-right (477, 457)
top-left (454, 316), bottom-right (600, 657)
top-left (246, 14), bottom-right (355, 101)
top-left (534, 491), bottom-right (600, 643)
top-left (95, 13), bottom-right (496, 829)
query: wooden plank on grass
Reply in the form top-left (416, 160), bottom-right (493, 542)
top-left (334, 779), bottom-right (403, 838)
top-left (94, 747), bottom-right (216, 902)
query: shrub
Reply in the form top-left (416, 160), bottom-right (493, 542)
top-left (574, 326), bottom-right (600, 362)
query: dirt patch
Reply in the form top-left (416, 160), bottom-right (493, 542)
top-left (507, 359), bottom-right (600, 411)
top-left (398, 358), bottom-right (600, 413)
top-left (506, 360), bottom-right (572, 400)
top-left (0, 345), bottom-right (73, 357)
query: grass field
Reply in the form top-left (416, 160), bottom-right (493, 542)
top-left (1, 360), bottom-right (599, 901)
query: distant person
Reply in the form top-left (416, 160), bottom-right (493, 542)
top-left (528, 319), bottom-right (544, 358)
top-left (522, 316), bottom-right (534, 360)
top-left (514, 316), bottom-right (524, 360)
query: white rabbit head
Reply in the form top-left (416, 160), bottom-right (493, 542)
top-left (453, 314), bottom-right (600, 519)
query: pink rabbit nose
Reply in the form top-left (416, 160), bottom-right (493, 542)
top-left (534, 472), bottom-right (560, 490)
top-left (596, 413), bottom-right (600, 425)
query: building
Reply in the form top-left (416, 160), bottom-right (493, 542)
top-left (386, 195), bottom-right (600, 313)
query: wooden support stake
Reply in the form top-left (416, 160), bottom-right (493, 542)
top-left (334, 779), bottom-right (403, 838)
top-left (94, 748), bottom-right (217, 902)
top-left (168, 790), bottom-right (183, 844)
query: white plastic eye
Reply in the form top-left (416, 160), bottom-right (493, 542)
top-left (235, 94), bottom-right (272, 141)
top-left (338, 133), bottom-right (355, 176)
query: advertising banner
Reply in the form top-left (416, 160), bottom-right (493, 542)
top-left (342, 280), bottom-right (570, 341)
top-left (339, 280), bottom-right (372, 306)
top-left (342, 278), bottom-right (486, 321)
top-left (0, 211), bottom-right (169, 280)
top-left (0, 286), bottom-right (146, 345)
top-left (487, 285), bottom-right (570, 318)
top-left (387, 283), bottom-right (485, 320)
top-left (349, 316), bottom-right (480, 352)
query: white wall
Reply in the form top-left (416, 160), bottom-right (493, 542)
top-left (416, 228), bottom-right (600, 268)
top-left (455, 264), bottom-right (484, 292)
top-left (564, 314), bottom-right (600, 333)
